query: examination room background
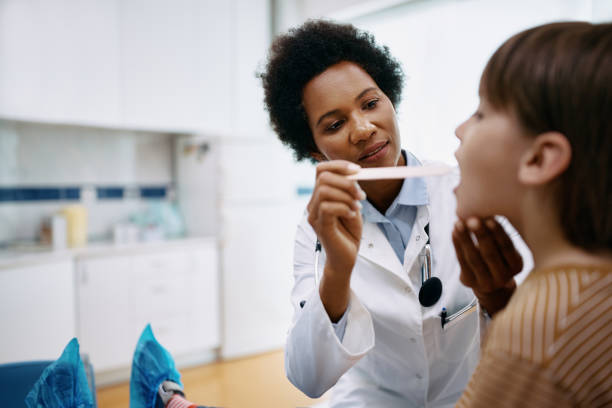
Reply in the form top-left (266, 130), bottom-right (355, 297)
top-left (0, 0), bottom-right (610, 407)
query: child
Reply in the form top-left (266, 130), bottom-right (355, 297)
top-left (453, 21), bottom-right (612, 407)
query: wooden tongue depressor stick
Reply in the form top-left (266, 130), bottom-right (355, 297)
top-left (346, 164), bottom-right (452, 181)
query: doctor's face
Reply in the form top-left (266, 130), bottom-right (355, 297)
top-left (302, 61), bottom-right (404, 168)
top-left (454, 96), bottom-right (531, 220)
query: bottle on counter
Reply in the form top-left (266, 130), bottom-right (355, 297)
top-left (60, 205), bottom-right (88, 248)
top-left (40, 214), bottom-right (67, 251)
top-left (51, 214), bottom-right (67, 250)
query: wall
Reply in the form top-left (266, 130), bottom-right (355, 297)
top-left (274, 0), bottom-right (610, 165)
top-left (0, 120), bottom-right (174, 243)
top-left (349, 0), bottom-right (599, 164)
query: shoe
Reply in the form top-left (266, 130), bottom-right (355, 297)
top-left (130, 324), bottom-right (182, 408)
top-left (25, 338), bottom-right (94, 408)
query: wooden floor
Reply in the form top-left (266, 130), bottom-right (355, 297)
top-left (96, 349), bottom-right (328, 408)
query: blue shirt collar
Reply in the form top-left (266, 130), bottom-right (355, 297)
top-left (361, 150), bottom-right (429, 222)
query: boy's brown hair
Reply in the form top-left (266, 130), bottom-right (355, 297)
top-left (480, 21), bottom-right (612, 252)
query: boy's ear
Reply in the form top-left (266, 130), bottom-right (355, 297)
top-left (518, 132), bottom-right (571, 186)
top-left (310, 151), bottom-right (327, 162)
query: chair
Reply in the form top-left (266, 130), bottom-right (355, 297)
top-left (0, 356), bottom-right (97, 408)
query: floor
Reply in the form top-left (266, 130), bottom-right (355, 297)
top-left (96, 349), bottom-right (329, 408)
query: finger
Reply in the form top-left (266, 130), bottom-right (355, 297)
top-left (452, 223), bottom-right (477, 288)
top-left (452, 219), bottom-right (494, 292)
top-left (316, 202), bottom-right (361, 247)
top-left (466, 217), bottom-right (510, 288)
top-left (314, 184), bottom-right (363, 212)
top-left (485, 218), bottom-right (524, 274)
top-left (317, 170), bottom-right (366, 201)
top-left (307, 180), bottom-right (364, 226)
top-left (315, 160), bottom-right (361, 178)
top-left (339, 209), bottom-right (363, 242)
top-left (317, 202), bottom-right (359, 228)
top-left (307, 171), bottom-right (364, 214)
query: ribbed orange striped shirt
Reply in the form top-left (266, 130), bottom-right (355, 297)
top-left (457, 264), bottom-right (612, 408)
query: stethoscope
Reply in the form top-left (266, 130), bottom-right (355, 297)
top-left (417, 224), bottom-right (443, 307)
top-left (313, 224), bottom-right (443, 308)
top-left (313, 225), bottom-right (479, 329)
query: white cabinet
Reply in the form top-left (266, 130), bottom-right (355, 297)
top-left (0, 0), bottom-right (121, 125)
top-left (0, 259), bottom-right (76, 363)
top-left (76, 243), bottom-right (219, 372)
top-left (0, 0), bottom-right (270, 134)
top-left (119, 0), bottom-right (232, 132)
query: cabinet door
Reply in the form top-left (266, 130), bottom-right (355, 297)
top-left (0, 260), bottom-right (76, 363)
top-left (76, 255), bottom-right (132, 371)
top-left (221, 204), bottom-right (296, 358)
top-left (128, 247), bottom-right (220, 356)
top-left (120, 0), bottom-right (232, 132)
top-left (0, 0), bottom-right (121, 125)
top-left (231, 0), bottom-right (272, 137)
top-left (187, 244), bottom-right (219, 351)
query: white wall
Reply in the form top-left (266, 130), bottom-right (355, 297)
top-left (275, 0), bottom-right (609, 165)
top-left (0, 120), bottom-right (174, 242)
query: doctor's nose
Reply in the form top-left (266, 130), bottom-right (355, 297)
top-left (350, 116), bottom-right (376, 144)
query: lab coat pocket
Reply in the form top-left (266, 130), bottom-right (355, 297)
top-left (432, 302), bottom-right (480, 364)
top-left (442, 300), bottom-right (477, 332)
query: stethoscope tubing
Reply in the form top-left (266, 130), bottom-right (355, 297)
top-left (314, 239), bottom-right (322, 287)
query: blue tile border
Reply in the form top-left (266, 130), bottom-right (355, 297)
top-left (96, 187), bottom-right (124, 200)
top-left (0, 187), bottom-right (81, 202)
top-left (0, 185), bottom-right (169, 202)
top-left (139, 186), bottom-right (167, 199)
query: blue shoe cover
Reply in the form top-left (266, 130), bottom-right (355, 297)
top-left (25, 338), bottom-right (94, 408)
top-left (130, 324), bottom-right (182, 408)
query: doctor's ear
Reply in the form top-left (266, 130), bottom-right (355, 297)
top-left (518, 132), bottom-right (571, 186)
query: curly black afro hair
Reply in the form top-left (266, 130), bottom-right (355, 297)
top-left (259, 20), bottom-right (405, 162)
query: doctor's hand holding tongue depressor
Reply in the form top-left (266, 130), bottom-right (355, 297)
top-left (306, 160), bottom-right (365, 322)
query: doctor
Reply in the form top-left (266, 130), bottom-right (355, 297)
top-left (260, 20), bottom-right (529, 407)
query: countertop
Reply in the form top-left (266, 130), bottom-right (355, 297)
top-left (0, 236), bottom-right (217, 269)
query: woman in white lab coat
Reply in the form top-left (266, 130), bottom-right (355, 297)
top-left (259, 20), bottom-right (529, 407)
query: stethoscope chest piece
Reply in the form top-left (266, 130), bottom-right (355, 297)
top-left (419, 276), bottom-right (442, 307)
top-left (418, 223), bottom-right (443, 307)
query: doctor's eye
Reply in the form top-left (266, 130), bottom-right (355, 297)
top-left (473, 110), bottom-right (484, 120)
top-left (364, 99), bottom-right (379, 110)
top-left (326, 120), bottom-right (345, 132)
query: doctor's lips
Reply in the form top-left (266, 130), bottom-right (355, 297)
top-left (359, 141), bottom-right (389, 162)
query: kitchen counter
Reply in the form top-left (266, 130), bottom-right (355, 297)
top-left (0, 236), bottom-right (217, 269)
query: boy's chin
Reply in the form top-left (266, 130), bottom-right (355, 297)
top-left (455, 205), bottom-right (490, 221)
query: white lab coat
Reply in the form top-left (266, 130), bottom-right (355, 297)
top-left (286, 169), bottom-right (499, 407)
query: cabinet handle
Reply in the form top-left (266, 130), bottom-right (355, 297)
top-left (80, 269), bottom-right (88, 285)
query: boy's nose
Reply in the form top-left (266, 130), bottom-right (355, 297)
top-left (455, 120), bottom-right (467, 141)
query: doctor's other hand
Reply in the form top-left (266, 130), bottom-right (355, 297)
top-left (452, 217), bottom-right (523, 317)
top-left (307, 160), bottom-right (365, 321)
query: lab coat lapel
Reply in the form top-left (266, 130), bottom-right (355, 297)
top-left (358, 222), bottom-right (407, 283)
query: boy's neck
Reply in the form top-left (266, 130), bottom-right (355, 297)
top-left (515, 194), bottom-right (612, 270)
